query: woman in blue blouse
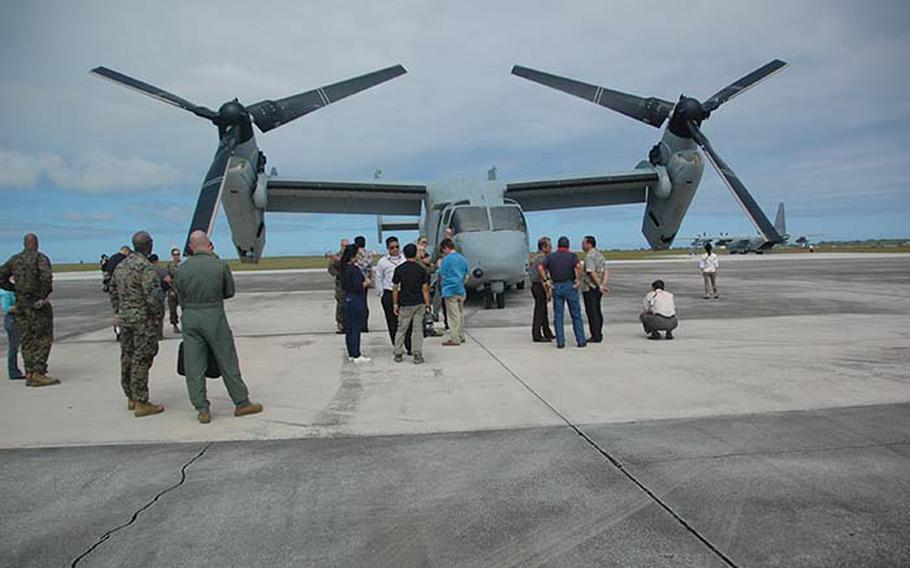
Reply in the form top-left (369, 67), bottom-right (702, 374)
top-left (340, 244), bottom-right (373, 362)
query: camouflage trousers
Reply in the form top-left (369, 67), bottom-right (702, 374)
top-left (335, 287), bottom-right (345, 331)
top-left (17, 303), bottom-right (53, 374)
top-left (167, 291), bottom-right (180, 325)
top-left (119, 323), bottom-right (159, 403)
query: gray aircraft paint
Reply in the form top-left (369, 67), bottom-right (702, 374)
top-left (94, 60), bottom-right (787, 306)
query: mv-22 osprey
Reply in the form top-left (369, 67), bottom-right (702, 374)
top-left (92, 58), bottom-right (787, 308)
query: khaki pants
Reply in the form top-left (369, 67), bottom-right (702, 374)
top-left (394, 304), bottom-right (424, 356)
top-left (444, 295), bottom-right (465, 343)
top-left (702, 272), bottom-right (717, 296)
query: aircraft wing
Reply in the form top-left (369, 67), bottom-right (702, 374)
top-left (504, 170), bottom-right (656, 212)
top-left (265, 179), bottom-right (427, 216)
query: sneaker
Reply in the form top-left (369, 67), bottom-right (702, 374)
top-left (336, 329), bottom-right (345, 335)
top-left (352, 356), bottom-right (372, 363)
top-left (441, 340), bottom-right (459, 346)
top-left (557, 344), bottom-right (565, 349)
top-left (413, 354), bottom-right (425, 365)
top-left (234, 402), bottom-right (264, 417)
top-left (713, 294), bottom-right (720, 299)
top-left (394, 354), bottom-right (403, 363)
top-left (9, 375), bottom-right (26, 381)
top-left (665, 331), bottom-right (674, 340)
top-left (648, 332), bottom-right (661, 340)
top-left (702, 295), bottom-right (710, 300)
top-left (577, 343), bottom-right (587, 348)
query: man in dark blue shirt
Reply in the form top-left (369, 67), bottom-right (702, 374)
top-left (539, 236), bottom-right (586, 349)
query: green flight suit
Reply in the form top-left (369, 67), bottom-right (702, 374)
top-left (174, 251), bottom-right (251, 411)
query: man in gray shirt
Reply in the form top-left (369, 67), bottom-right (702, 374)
top-left (581, 235), bottom-right (607, 343)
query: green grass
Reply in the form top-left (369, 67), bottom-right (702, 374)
top-left (50, 244), bottom-right (910, 273)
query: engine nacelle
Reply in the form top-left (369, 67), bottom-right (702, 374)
top-left (221, 156), bottom-right (266, 263)
top-left (641, 135), bottom-right (704, 250)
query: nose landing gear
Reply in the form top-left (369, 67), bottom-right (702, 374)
top-left (484, 289), bottom-right (506, 309)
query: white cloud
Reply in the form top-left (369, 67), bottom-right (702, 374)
top-left (0, 149), bottom-right (189, 192)
top-left (0, 150), bottom-right (59, 187)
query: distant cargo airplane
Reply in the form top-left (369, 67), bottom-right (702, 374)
top-left (687, 203), bottom-right (822, 254)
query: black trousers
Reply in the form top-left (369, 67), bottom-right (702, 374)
top-left (381, 290), bottom-right (411, 354)
top-left (582, 288), bottom-right (604, 341)
top-left (531, 282), bottom-right (553, 341)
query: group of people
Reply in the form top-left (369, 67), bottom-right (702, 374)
top-left (327, 234), bottom-right (469, 363)
top-left (1, 231), bottom-right (724, 418)
top-left (530, 235), bottom-right (611, 348)
top-left (1, 231), bottom-right (263, 425)
top-left (529, 237), bottom-right (722, 343)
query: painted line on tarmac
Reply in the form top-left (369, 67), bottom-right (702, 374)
top-left (466, 331), bottom-right (742, 568)
top-left (69, 442), bottom-right (213, 567)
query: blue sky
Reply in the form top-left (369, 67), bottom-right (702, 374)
top-left (1, 0), bottom-right (908, 262)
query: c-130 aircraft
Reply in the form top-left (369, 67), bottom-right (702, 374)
top-left (92, 58), bottom-right (786, 308)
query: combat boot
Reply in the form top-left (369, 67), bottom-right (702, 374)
top-left (197, 409), bottom-right (211, 424)
top-left (234, 402), bottom-right (263, 417)
top-left (134, 401), bottom-right (165, 417)
top-left (26, 372), bottom-right (60, 387)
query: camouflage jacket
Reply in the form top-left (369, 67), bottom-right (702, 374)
top-left (110, 252), bottom-right (164, 326)
top-left (0, 249), bottom-right (53, 305)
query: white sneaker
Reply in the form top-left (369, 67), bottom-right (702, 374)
top-left (351, 356), bottom-right (372, 363)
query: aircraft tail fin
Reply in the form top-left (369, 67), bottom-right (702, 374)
top-left (774, 202), bottom-right (786, 236)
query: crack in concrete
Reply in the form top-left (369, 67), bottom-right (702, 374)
top-left (467, 330), bottom-right (742, 568)
top-left (69, 442), bottom-right (212, 567)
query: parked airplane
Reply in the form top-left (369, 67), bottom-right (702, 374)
top-left (689, 203), bottom-right (821, 254)
top-left (92, 58), bottom-right (788, 307)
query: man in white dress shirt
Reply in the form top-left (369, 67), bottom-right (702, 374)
top-left (640, 279), bottom-right (678, 340)
top-left (699, 242), bottom-right (720, 299)
top-left (375, 236), bottom-right (411, 354)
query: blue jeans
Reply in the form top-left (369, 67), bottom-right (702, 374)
top-left (344, 294), bottom-right (366, 358)
top-left (4, 313), bottom-right (23, 379)
top-left (552, 282), bottom-right (586, 347)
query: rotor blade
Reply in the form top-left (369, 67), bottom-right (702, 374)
top-left (701, 59), bottom-right (787, 112)
top-left (511, 65), bottom-right (674, 128)
top-left (688, 122), bottom-right (783, 243)
top-left (183, 127), bottom-right (239, 256)
top-left (90, 66), bottom-right (218, 120)
top-left (247, 65), bottom-right (407, 133)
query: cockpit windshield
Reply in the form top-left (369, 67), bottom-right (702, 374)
top-left (490, 206), bottom-right (526, 232)
top-left (451, 207), bottom-right (490, 233)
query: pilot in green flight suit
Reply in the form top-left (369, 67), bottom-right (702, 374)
top-left (174, 231), bottom-right (263, 424)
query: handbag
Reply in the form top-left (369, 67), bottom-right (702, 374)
top-left (177, 341), bottom-right (222, 379)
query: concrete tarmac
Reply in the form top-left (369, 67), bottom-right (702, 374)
top-left (1, 253), bottom-right (908, 567)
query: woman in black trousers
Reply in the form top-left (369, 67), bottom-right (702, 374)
top-left (341, 244), bottom-right (372, 362)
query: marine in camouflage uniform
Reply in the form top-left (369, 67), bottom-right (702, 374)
top-left (0, 233), bottom-right (59, 387)
top-left (110, 232), bottom-right (165, 417)
top-left (327, 250), bottom-right (345, 333)
top-left (166, 248), bottom-right (181, 333)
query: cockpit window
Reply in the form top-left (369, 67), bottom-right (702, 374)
top-left (490, 206), bottom-right (526, 232)
top-left (451, 207), bottom-right (490, 233)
